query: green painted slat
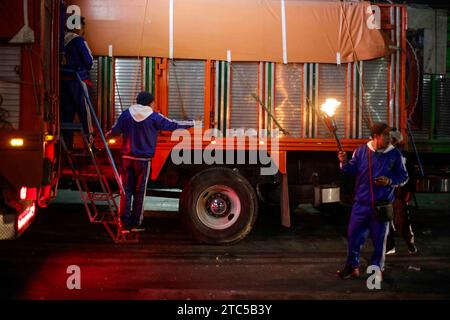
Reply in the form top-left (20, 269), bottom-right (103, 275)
top-left (217, 61), bottom-right (222, 131)
top-left (431, 75), bottom-right (437, 140)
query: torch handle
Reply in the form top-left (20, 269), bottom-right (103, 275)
top-left (333, 132), bottom-right (343, 152)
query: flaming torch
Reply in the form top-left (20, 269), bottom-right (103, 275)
top-left (320, 98), bottom-right (343, 152)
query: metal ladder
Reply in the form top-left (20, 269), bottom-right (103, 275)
top-left (406, 119), bottom-right (425, 178)
top-left (406, 119), bottom-right (425, 211)
top-left (59, 69), bottom-right (138, 243)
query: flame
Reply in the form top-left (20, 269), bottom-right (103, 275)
top-left (320, 98), bottom-right (341, 117)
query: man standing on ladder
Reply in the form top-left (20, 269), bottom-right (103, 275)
top-left (106, 91), bottom-right (197, 233)
top-left (60, 16), bottom-right (94, 149)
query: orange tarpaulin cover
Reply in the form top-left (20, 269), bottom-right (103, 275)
top-left (74, 0), bottom-right (387, 63)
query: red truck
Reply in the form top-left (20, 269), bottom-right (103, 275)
top-left (3, 0), bottom-right (441, 244)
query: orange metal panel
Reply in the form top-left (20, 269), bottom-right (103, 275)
top-left (106, 136), bottom-right (369, 153)
top-left (280, 172), bottom-right (290, 227)
top-left (161, 58), bottom-right (168, 116)
top-left (151, 148), bottom-right (172, 180)
top-left (154, 58), bottom-right (168, 114)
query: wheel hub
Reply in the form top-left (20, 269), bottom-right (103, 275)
top-left (206, 193), bottom-right (231, 217)
top-left (195, 184), bottom-right (242, 230)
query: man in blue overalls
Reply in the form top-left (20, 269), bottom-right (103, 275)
top-left (60, 16), bottom-right (94, 149)
top-left (106, 91), bottom-right (196, 233)
top-left (337, 122), bottom-right (409, 280)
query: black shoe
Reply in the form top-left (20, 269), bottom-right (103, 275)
top-left (337, 265), bottom-right (360, 279)
top-left (407, 242), bottom-right (418, 254)
top-left (131, 225), bottom-right (146, 232)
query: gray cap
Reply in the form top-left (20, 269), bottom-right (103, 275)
top-left (390, 129), bottom-right (403, 143)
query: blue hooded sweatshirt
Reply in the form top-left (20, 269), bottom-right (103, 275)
top-left (341, 141), bottom-right (409, 205)
top-left (108, 104), bottom-right (194, 160)
top-left (62, 32), bottom-right (93, 81)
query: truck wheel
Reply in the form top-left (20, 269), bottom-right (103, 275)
top-left (180, 168), bottom-right (258, 244)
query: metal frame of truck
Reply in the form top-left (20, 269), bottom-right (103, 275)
top-left (2, 1), bottom-right (433, 244)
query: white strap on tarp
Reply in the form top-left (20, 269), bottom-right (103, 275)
top-left (281, 0), bottom-right (287, 64)
top-left (227, 49), bottom-right (231, 63)
top-left (169, 0), bottom-right (174, 59)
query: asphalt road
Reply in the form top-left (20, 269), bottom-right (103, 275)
top-left (1, 191), bottom-right (449, 300)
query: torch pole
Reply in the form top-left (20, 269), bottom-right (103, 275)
top-left (323, 115), bottom-right (344, 152)
top-left (332, 131), bottom-right (344, 152)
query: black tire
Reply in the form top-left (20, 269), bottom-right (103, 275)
top-left (180, 167), bottom-right (258, 244)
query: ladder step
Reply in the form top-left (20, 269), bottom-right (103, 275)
top-left (75, 173), bottom-right (102, 181)
top-left (61, 122), bottom-right (84, 130)
top-left (60, 168), bottom-right (100, 180)
top-left (71, 152), bottom-right (93, 158)
top-left (90, 211), bottom-right (116, 223)
top-left (89, 193), bottom-right (117, 202)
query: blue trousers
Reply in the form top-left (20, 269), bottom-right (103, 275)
top-left (346, 202), bottom-right (389, 270)
top-left (120, 158), bottom-right (151, 228)
top-left (60, 79), bottom-right (93, 147)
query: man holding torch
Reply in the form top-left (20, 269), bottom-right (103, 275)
top-left (336, 122), bottom-right (408, 280)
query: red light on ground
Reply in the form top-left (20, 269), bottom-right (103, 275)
top-left (20, 187), bottom-right (27, 200)
top-left (18, 203), bottom-right (35, 231)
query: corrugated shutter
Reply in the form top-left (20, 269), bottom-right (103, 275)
top-left (114, 58), bottom-right (142, 120)
top-left (230, 62), bottom-right (259, 130)
top-left (168, 60), bottom-right (204, 121)
top-left (0, 46), bottom-right (21, 129)
top-left (436, 76), bottom-right (450, 139)
top-left (317, 64), bottom-right (347, 138)
top-left (362, 58), bottom-right (389, 138)
top-left (274, 63), bottom-right (302, 138)
top-left (411, 75), bottom-right (431, 139)
top-left (89, 58), bottom-right (99, 114)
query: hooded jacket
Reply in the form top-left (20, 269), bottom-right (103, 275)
top-left (108, 104), bottom-right (194, 160)
top-left (61, 32), bottom-right (93, 81)
top-left (341, 141), bottom-right (409, 205)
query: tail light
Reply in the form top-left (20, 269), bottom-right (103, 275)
top-left (18, 203), bottom-right (36, 232)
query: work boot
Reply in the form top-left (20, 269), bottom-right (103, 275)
top-left (337, 265), bottom-right (360, 279)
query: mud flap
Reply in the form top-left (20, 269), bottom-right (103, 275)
top-left (280, 173), bottom-right (291, 228)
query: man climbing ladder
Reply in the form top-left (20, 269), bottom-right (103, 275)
top-left (106, 91), bottom-right (197, 234)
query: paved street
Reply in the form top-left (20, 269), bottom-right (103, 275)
top-left (0, 191), bottom-right (449, 300)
